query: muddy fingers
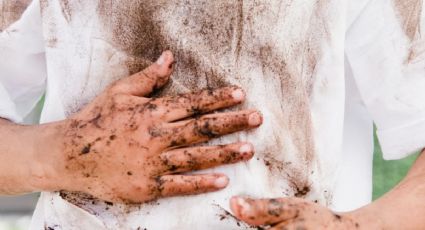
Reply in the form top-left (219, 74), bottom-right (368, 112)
top-left (159, 142), bottom-right (254, 174)
top-left (156, 174), bottom-right (229, 198)
top-left (110, 51), bottom-right (174, 96)
top-left (164, 110), bottom-right (262, 147)
top-left (152, 86), bottom-right (246, 122)
top-left (230, 197), bottom-right (302, 226)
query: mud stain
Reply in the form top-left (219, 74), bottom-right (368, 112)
top-left (59, 0), bottom-right (72, 23)
top-left (99, 0), bottom-right (329, 202)
top-left (0, 0), bottom-right (32, 31)
top-left (47, 0), bottom-right (334, 211)
top-left (97, 1), bottom-right (243, 95)
top-left (406, 41), bottom-right (425, 64)
top-left (394, 0), bottom-right (424, 63)
top-left (394, 0), bottom-right (423, 41)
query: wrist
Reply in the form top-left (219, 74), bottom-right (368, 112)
top-left (344, 204), bottom-right (385, 230)
top-left (0, 119), bottom-right (65, 194)
top-left (28, 120), bottom-right (68, 192)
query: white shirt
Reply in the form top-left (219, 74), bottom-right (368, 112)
top-left (0, 0), bottom-right (424, 229)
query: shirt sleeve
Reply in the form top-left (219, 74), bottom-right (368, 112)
top-left (345, 0), bottom-right (425, 160)
top-left (0, 0), bottom-right (47, 123)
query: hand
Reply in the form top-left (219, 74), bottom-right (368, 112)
top-left (36, 51), bottom-right (262, 203)
top-left (229, 197), bottom-right (361, 229)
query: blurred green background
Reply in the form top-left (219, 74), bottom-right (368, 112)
top-left (372, 130), bottom-right (419, 200)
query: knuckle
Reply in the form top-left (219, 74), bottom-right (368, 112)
top-left (111, 93), bottom-right (127, 104)
top-left (108, 80), bottom-right (124, 94)
top-left (193, 117), bottom-right (220, 138)
top-left (182, 150), bottom-right (199, 169)
top-left (141, 71), bottom-right (157, 85)
top-left (148, 125), bottom-right (165, 138)
top-left (219, 149), bottom-right (240, 163)
top-left (134, 180), bottom-right (160, 201)
top-left (141, 68), bottom-right (159, 84)
top-left (159, 154), bottom-right (181, 173)
top-left (153, 176), bottom-right (166, 197)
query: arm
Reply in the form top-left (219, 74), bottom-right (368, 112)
top-left (0, 51), bottom-right (263, 203)
top-left (229, 150), bottom-right (425, 229)
top-left (349, 149), bottom-right (425, 229)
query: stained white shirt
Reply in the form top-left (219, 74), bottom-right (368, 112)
top-left (0, 0), bottom-right (424, 229)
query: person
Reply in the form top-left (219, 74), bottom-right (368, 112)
top-left (0, 0), bottom-right (424, 229)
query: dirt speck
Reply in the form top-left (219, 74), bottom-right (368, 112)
top-left (80, 143), bottom-right (91, 155)
top-left (334, 214), bottom-right (341, 221)
top-left (294, 185), bottom-right (311, 198)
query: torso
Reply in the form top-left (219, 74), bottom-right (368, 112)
top-left (39, 1), bottom-right (346, 229)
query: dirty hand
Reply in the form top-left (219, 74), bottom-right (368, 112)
top-left (230, 197), bottom-right (361, 229)
top-left (35, 51), bottom-right (262, 203)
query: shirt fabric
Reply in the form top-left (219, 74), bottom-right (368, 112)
top-left (0, 0), bottom-right (424, 229)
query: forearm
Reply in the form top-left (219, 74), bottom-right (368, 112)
top-left (0, 118), bottom-right (61, 194)
top-left (350, 150), bottom-right (425, 229)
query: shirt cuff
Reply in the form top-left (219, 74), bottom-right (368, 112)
top-left (377, 119), bottom-right (425, 160)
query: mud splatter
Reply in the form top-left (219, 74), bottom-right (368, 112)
top-left (294, 185), bottom-right (311, 198)
top-left (44, 224), bottom-right (60, 230)
top-left (59, 191), bottom-right (102, 216)
top-left (213, 204), bottom-right (259, 229)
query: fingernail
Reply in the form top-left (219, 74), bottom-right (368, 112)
top-left (232, 88), bottom-right (245, 102)
top-left (214, 176), bottom-right (229, 188)
top-left (239, 143), bottom-right (253, 158)
top-left (156, 52), bottom-right (166, 65)
top-left (248, 112), bottom-right (263, 126)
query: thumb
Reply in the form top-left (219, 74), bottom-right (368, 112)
top-left (230, 196), bottom-right (301, 226)
top-left (111, 50), bottom-right (174, 96)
